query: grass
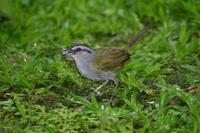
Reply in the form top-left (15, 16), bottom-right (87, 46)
top-left (0, 0), bottom-right (200, 132)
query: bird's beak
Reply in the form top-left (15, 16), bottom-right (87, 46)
top-left (62, 48), bottom-right (74, 61)
top-left (62, 48), bottom-right (68, 55)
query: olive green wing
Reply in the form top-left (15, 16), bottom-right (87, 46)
top-left (93, 48), bottom-right (130, 71)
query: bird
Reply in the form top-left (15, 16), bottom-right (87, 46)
top-left (62, 27), bottom-right (148, 102)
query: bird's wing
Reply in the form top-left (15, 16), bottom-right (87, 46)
top-left (93, 48), bottom-right (130, 72)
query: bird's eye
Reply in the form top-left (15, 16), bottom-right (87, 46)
top-left (75, 48), bottom-right (81, 52)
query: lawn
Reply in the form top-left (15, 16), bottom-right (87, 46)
top-left (0, 0), bottom-right (200, 132)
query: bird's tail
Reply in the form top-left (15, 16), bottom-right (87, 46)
top-left (124, 26), bottom-right (148, 50)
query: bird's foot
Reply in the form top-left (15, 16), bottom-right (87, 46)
top-left (85, 90), bottom-right (102, 100)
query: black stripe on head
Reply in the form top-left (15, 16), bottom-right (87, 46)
top-left (69, 43), bottom-right (92, 54)
top-left (82, 49), bottom-right (92, 53)
top-left (71, 43), bottom-right (91, 49)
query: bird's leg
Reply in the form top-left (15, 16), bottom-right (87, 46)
top-left (93, 80), bottom-right (109, 94)
top-left (86, 80), bottom-right (109, 100)
top-left (109, 78), bottom-right (119, 103)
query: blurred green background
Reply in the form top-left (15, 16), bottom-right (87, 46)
top-left (0, 0), bottom-right (200, 132)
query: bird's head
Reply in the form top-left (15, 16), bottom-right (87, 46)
top-left (62, 44), bottom-right (95, 62)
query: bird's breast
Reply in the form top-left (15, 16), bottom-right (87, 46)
top-left (75, 60), bottom-right (114, 81)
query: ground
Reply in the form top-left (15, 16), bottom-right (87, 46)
top-left (0, 0), bottom-right (200, 132)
